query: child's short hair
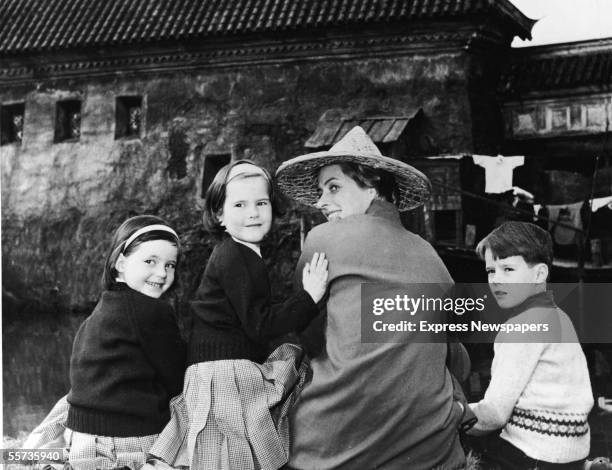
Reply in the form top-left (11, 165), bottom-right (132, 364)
top-left (102, 215), bottom-right (180, 291)
top-left (476, 221), bottom-right (553, 269)
top-left (202, 159), bottom-right (285, 237)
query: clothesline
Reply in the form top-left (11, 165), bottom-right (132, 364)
top-left (428, 180), bottom-right (604, 235)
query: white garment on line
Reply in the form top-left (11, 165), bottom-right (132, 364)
top-left (473, 154), bottom-right (525, 194)
top-left (512, 186), bottom-right (534, 201)
top-left (590, 195), bottom-right (612, 212)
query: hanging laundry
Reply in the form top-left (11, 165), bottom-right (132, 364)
top-left (510, 186), bottom-right (536, 222)
top-left (472, 154), bottom-right (525, 194)
top-left (546, 202), bottom-right (584, 246)
top-left (590, 195), bottom-right (612, 212)
top-left (512, 186), bottom-right (534, 202)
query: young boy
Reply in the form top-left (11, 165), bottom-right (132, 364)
top-left (467, 222), bottom-right (593, 469)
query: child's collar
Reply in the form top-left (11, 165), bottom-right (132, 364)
top-left (228, 235), bottom-right (262, 257)
top-left (507, 290), bottom-right (556, 317)
top-left (111, 281), bottom-right (130, 291)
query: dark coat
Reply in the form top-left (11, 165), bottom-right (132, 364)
top-left (289, 200), bottom-right (465, 470)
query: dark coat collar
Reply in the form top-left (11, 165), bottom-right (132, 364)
top-left (507, 290), bottom-right (556, 318)
top-left (365, 199), bottom-right (402, 223)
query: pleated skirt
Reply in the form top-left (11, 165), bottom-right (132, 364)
top-left (22, 395), bottom-right (158, 470)
top-left (66, 431), bottom-right (158, 470)
top-left (149, 343), bottom-right (310, 470)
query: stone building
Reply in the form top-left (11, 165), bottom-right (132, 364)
top-left (2, 0), bottom-right (608, 437)
top-left (0, 0), bottom-right (535, 435)
top-left (502, 38), bottom-right (612, 166)
top-left (1, 0), bottom-right (533, 309)
top-left (500, 38), bottom-right (612, 269)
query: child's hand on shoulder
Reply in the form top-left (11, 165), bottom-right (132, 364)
top-left (302, 252), bottom-right (329, 304)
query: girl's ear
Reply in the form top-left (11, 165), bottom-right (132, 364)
top-left (216, 210), bottom-right (225, 227)
top-left (115, 254), bottom-right (127, 279)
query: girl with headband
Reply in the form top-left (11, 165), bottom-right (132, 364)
top-left (24, 215), bottom-right (186, 470)
top-left (148, 160), bottom-right (328, 470)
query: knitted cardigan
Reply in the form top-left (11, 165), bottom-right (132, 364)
top-left (289, 199), bottom-right (465, 470)
top-left (470, 291), bottom-right (594, 463)
top-left (188, 235), bottom-right (318, 365)
top-left (67, 284), bottom-right (186, 437)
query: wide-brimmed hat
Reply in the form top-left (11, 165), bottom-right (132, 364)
top-left (275, 126), bottom-right (431, 211)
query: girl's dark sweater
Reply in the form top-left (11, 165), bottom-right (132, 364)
top-left (67, 284), bottom-right (186, 437)
top-left (188, 236), bottom-right (318, 365)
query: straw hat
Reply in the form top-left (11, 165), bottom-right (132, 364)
top-left (275, 126), bottom-right (431, 211)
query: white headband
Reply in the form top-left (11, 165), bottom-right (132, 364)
top-left (226, 163), bottom-right (269, 184)
top-left (123, 224), bottom-right (179, 252)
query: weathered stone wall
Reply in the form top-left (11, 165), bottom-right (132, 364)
top-left (2, 53), bottom-right (474, 308)
top-left (466, 51), bottom-right (507, 155)
top-left (1, 51), bottom-right (478, 436)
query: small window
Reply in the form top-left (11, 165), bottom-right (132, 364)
top-left (115, 96), bottom-right (143, 139)
top-left (586, 103), bottom-right (606, 128)
top-left (569, 104), bottom-right (582, 129)
top-left (202, 154), bottom-right (231, 197)
top-left (1, 103), bottom-right (25, 145)
top-left (549, 106), bottom-right (569, 130)
top-left (55, 100), bottom-right (81, 142)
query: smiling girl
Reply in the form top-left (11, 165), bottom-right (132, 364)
top-left (64, 215), bottom-right (186, 470)
top-left (23, 215), bottom-right (186, 470)
top-left (148, 160), bottom-right (328, 470)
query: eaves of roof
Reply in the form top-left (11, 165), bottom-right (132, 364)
top-left (500, 37), bottom-right (612, 97)
top-left (0, 0), bottom-right (535, 55)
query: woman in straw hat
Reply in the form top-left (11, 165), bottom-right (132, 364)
top-left (276, 126), bottom-right (469, 470)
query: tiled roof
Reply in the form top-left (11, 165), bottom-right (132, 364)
top-left (0, 0), bottom-right (533, 54)
top-left (501, 38), bottom-right (612, 96)
top-left (305, 112), bottom-right (422, 148)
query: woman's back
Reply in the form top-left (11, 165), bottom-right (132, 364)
top-left (289, 200), bottom-right (464, 470)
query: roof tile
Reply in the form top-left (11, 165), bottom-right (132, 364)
top-left (501, 40), bottom-right (612, 96)
top-left (0, 0), bottom-right (533, 54)
top-left (305, 113), bottom-right (421, 148)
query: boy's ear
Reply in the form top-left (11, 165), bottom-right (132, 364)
top-left (535, 263), bottom-right (549, 283)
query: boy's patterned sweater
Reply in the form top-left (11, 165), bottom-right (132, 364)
top-left (470, 291), bottom-right (594, 463)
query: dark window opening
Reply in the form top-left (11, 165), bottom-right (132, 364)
top-left (1, 103), bottom-right (25, 145)
top-left (115, 96), bottom-right (142, 139)
top-left (55, 100), bottom-right (81, 142)
top-left (202, 154), bottom-right (231, 197)
top-left (167, 127), bottom-right (188, 179)
top-left (433, 210), bottom-right (458, 243)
